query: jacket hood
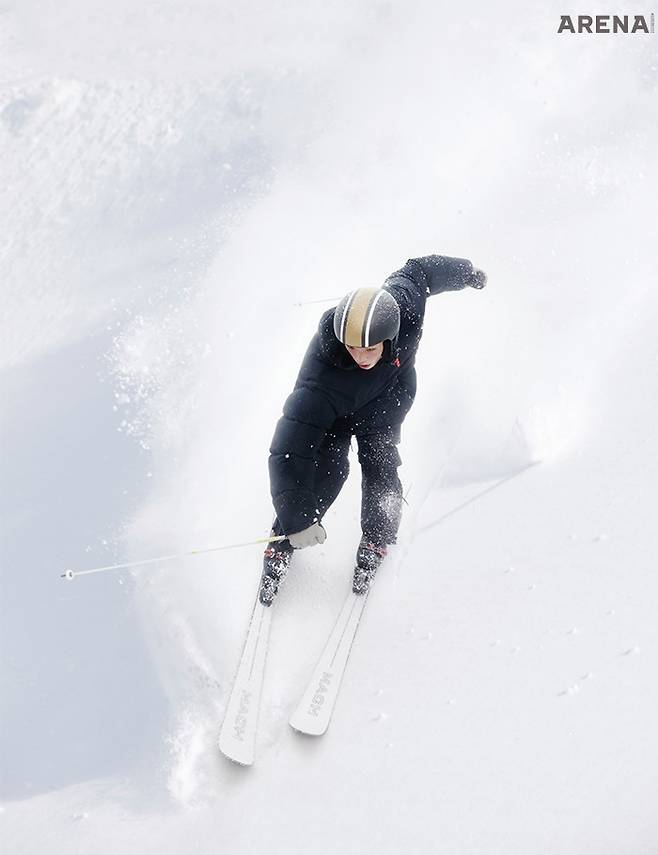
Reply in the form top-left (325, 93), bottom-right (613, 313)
top-left (317, 309), bottom-right (355, 369)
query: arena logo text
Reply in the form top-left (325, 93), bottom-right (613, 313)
top-left (557, 13), bottom-right (655, 33)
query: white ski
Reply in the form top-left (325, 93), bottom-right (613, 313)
top-left (219, 596), bottom-right (272, 765)
top-left (289, 589), bottom-right (369, 736)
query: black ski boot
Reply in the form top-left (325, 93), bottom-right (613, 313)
top-left (352, 536), bottom-right (387, 596)
top-left (259, 539), bottom-right (294, 607)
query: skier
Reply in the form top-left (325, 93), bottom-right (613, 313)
top-left (260, 254), bottom-right (487, 606)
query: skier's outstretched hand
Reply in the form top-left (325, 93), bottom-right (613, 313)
top-left (288, 522), bottom-right (327, 549)
top-left (468, 267), bottom-right (487, 289)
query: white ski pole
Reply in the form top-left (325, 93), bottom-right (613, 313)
top-left (60, 534), bottom-right (287, 581)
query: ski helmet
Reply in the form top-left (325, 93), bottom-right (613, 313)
top-left (333, 287), bottom-right (400, 348)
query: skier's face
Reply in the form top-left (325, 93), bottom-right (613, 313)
top-left (345, 342), bottom-right (384, 370)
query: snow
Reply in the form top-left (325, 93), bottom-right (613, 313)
top-left (2, 1), bottom-right (658, 853)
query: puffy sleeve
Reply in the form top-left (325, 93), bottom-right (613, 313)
top-left (383, 254), bottom-right (479, 317)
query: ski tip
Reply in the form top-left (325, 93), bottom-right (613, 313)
top-left (218, 742), bottom-right (255, 767)
top-left (288, 718), bottom-right (329, 737)
top-left (218, 729), bottom-right (256, 766)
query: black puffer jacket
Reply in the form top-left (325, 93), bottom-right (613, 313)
top-left (269, 254), bottom-right (480, 534)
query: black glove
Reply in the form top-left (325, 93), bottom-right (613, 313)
top-left (468, 267), bottom-right (487, 289)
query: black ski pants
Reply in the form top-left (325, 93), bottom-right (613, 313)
top-left (273, 421), bottom-right (403, 547)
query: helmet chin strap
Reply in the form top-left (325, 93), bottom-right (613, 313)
top-left (385, 337), bottom-right (401, 364)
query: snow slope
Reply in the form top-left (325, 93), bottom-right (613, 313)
top-left (1, 1), bottom-right (657, 853)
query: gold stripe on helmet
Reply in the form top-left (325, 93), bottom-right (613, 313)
top-left (344, 287), bottom-right (378, 347)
